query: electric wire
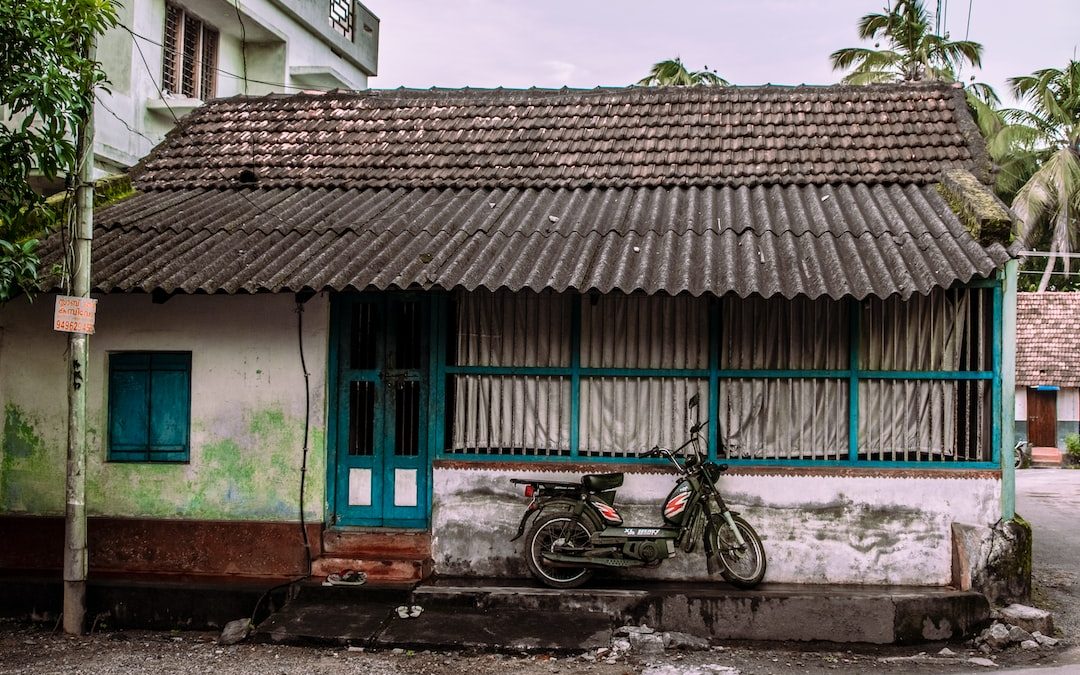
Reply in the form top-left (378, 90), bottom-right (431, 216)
top-left (296, 298), bottom-right (313, 577)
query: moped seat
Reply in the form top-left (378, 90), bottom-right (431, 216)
top-left (581, 472), bottom-right (623, 492)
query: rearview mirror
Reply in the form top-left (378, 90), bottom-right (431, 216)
top-left (688, 393), bottom-right (699, 410)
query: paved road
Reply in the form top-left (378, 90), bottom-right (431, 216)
top-left (1016, 468), bottom-right (1080, 643)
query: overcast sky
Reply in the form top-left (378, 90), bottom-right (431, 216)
top-left (363, 1), bottom-right (1079, 107)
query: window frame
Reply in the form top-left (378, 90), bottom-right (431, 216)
top-left (435, 280), bottom-right (1002, 469)
top-left (329, 0), bottom-right (355, 41)
top-left (161, 2), bottom-right (218, 101)
top-left (107, 351), bottom-right (192, 463)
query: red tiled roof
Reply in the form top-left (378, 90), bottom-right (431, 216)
top-left (1016, 292), bottom-right (1080, 386)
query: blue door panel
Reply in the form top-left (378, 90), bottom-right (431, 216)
top-left (332, 294), bottom-right (430, 528)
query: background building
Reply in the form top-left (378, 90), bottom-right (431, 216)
top-left (1015, 292), bottom-right (1080, 463)
top-left (93, 0), bottom-right (379, 175)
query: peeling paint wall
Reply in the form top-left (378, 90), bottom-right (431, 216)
top-left (0, 293), bottom-right (327, 521)
top-left (431, 466), bottom-right (1000, 586)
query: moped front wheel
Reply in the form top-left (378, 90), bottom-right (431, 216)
top-left (525, 512), bottom-right (595, 589)
top-left (711, 514), bottom-right (766, 589)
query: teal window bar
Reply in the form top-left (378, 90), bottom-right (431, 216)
top-left (438, 284), bottom-right (1002, 469)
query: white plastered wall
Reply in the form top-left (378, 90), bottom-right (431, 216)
top-left (431, 466), bottom-right (1001, 586)
top-left (0, 293), bottom-right (328, 521)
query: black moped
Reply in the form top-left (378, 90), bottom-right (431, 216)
top-left (509, 395), bottom-right (766, 589)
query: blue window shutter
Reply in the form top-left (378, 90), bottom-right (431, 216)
top-left (149, 354), bottom-right (191, 461)
top-left (109, 364), bottom-right (150, 460)
top-left (108, 352), bottom-right (191, 463)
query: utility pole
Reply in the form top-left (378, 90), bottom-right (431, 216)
top-left (63, 39), bottom-right (95, 636)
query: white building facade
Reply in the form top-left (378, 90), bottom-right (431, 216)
top-left (94, 0), bottom-right (379, 174)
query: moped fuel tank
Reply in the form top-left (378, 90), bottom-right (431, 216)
top-left (662, 478), bottom-right (692, 525)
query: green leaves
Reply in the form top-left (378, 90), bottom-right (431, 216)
top-left (0, 238), bottom-right (40, 302)
top-left (0, 0), bottom-right (117, 301)
top-left (637, 58), bottom-right (730, 87)
top-left (830, 0), bottom-right (983, 84)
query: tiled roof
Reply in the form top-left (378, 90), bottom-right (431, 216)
top-left (1016, 292), bottom-right (1080, 386)
top-left (134, 83), bottom-right (990, 190)
top-left (47, 83), bottom-right (1011, 299)
top-left (43, 182), bottom-right (1008, 299)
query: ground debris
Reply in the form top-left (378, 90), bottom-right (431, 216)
top-left (217, 619), bottom-right (251, 646)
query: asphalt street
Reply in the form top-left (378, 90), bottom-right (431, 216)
top-left (1016, 468), bottom-right (1080, 643)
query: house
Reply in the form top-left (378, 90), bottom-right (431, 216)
top-left (0, 83), bottom-right (1021, 591)
top-left (91, 0), bottom-right (379, 177)
top-left (1015, 292), bottom-right (1080, 459)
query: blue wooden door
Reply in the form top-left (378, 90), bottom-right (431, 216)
top-left (332, 295), bottom-right (429, 528)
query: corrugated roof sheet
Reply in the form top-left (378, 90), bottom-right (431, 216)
top-left (134, 83), bottom-right (991, 190)
top-left (1016, 292), bottom-right (1080, 386)
top-left (39, 84), bottom-right (1012, 299)
top-left (44, 183), bottom-right (1009, 299)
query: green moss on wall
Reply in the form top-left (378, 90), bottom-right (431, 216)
top-left (1, 404), bottom-right (64, 514)
top-left (86, 406), bottom-right (324, 521)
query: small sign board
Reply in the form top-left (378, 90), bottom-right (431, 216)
top-left (53, 295), bottom-right (97, 334)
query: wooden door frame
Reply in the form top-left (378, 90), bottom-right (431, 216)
top-left (1027, 387), bottom-right (1058, 448)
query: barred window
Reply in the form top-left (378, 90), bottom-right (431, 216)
top-left (329, 0), bottom-right (354, 40)
top-left (443, 285), bottom-right (997, 466)
top-left (162, 3), bottom-right (218, 100)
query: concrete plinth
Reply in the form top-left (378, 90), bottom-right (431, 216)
top-left (255, 578), bottom-right (989, 648)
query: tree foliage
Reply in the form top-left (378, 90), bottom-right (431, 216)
top-left (0, 0), bottom-right (117, 301)
top-left (1006, 61), bottom-right (1080, 291)
top-left (638, 58), bottom-right (729, 87)
top-left (829, 0), bottom-right (982, 84)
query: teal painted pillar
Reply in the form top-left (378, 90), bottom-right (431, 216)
top-left (1000, 260), bottom-right (1018, 520)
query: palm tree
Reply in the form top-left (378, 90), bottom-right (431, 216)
top-left (1006, 62), bottom-right (1080, 291)
top-left (830, 1), bottom-right (1023, 200)
top-left (637, 58), bottom-right (729, 87)
top-left (829, 0), bottom-right (983, 84)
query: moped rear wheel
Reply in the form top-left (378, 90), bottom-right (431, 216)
top-left (525, 512), bottom-right (594, 589)
top-left (711, 514), bottom-right (766, 589)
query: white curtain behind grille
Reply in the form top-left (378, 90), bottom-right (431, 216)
top-left (451, 291), bottom-right (571, 454)
top-left (858, 289), bottom-right (970, 459)
top-left (718, 296), bottom-right (849, 459)
top-left (578, 294), bottom-right (709, 456)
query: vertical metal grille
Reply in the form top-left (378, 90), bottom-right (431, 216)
top-left (348, 381), bottom-right (375, 456)
top-left (181, 15), bottom-right (200, 97)
top-left (161, 3), bottom-right (216, 100)
top-left (455, 290), bottom-right (571, 367)
top-left (720, 295), bottom-right (849, 369)
top-left (162, 4), bottom-right (181, 94)
top-left (394, 300), bottom-right (423, 369)
top-left (719, 379), bottom-right (849, 460)
top-left (579, 377), bottom-right (708, 457)
top-left (449, 375), bottom-right (571, 456)
top-left (199, 28), bottom-right (218, 100)
top-left (858, 287), bottom-right (993, 462)
top-left (580, 293), bottom-right (708, 368)
top-left (394, 381), bottom-right (421, 456)
top-left (349, 303), bottom-right (377, 369)
top-left (329, 0), bottom-right (354, 40)
top-left (444, 285), bottom-right (994, 465)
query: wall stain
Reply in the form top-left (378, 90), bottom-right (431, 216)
top-left (86, 406), bottom-right (322, 521)
top-left (1, 404), bottom-right (64, 514)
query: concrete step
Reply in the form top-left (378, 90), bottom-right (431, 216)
top-left (254, 585), bottom-right (610, 651)
top-left (1031, 446), bottom-right (1063, 467)
top-left (257, 577), bottom-right (990, 646)
top-left (321, 529), bottom-right (431, 559)
top-left (311, 556), bottom-right (433, 584)
top-left (412, 578), bottom-right (990, 645)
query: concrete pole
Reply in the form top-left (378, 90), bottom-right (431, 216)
top-left (63, 41), bottom-right (95, 636)
top-left (1000, 259), bottom-right (1019, 521)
